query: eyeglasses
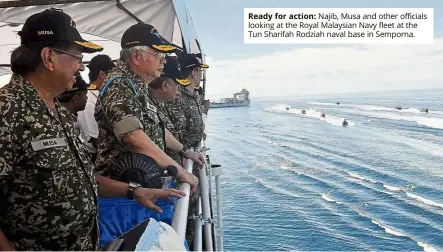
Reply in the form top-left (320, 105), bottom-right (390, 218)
top-left (194, 67), bottom-right (205, 72)
top-left (146, 51), bottom-right (166, 60)
top-left (52, 48), bottom-right (83, 62)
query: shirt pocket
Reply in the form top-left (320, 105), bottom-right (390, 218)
top-left (31, 138), bottom-right (78, 201)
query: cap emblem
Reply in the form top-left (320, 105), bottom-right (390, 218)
top-left (151, 27), bottom-right (161, 38)
top-left (70, 18), bottom-right (76, 28)
top-left (38, 30), bottom-right (54, 35)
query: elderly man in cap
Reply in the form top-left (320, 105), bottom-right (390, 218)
top-left (0, 10), bottom-right (184, 251)
top-left (0, 9), bottom-right (103, 251)
top-left (77, 54), bottom-right (115, 161)
top-left (94, 22), bottom-right (201, 196)
top-left (94, 23), bottom-right (204, 245)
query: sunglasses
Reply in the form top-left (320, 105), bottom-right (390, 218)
top-left (52, 48), bottom-right (83, 62)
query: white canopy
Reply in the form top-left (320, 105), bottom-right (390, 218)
top-left (0, 0), bottom-right (204, 76)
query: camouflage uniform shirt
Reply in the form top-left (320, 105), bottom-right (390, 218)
top-left (94, 60), bottom-right (165, 176)
top-left (148, 91), bottom-right (183, 165)
top-left (165, 85), bottom-right (204, 148)
top-left (0, 75), bottom-right (98, 250)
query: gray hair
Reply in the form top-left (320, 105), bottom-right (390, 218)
top-left (120, 46), bottom-right (149, 65)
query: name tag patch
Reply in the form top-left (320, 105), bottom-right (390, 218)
top-left (31, 138), bottom-right (67, 151)
top-left (146, 103), bottom-right (158, 113)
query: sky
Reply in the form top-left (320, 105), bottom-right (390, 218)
top-left (0, 0), bottom-right (442, 99)
top-left (185, 0), bottom-right (443, 99)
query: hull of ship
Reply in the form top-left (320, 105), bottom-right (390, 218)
top-left (210, 101), bottom-right (250, 108)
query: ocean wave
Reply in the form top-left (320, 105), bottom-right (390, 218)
top-left (254, 178), bottom-right (301, 199)
top-left (417, 242), bottom-right (440, 252)
top-left (346, 172), bottom-right (377, 183)
top-left (321, 192), bottom-right (340, 203)
top-left (383, 184), bottom-right (403, 192)
top-left (371, 220), bottom-right (407, 237)
top-left (406, 193), bottom-right (443, 210)
top-left (358, 211), bottom-right (411, 240)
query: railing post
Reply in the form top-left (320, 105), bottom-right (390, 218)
top-left (215, 173), bottom-right (223, 251)
top-left (193, 196), bottom-right (203, 251)
top-left (199, 155), bottom-right (213, 251)
top-left (210, 161), bottom-right (224, 251)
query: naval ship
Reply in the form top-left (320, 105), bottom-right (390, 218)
top-left (210, 88), bottom-right (250, 108)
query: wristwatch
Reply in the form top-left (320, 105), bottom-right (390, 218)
top-left (179, 145), bottom-right (188, 157)
top-left (127, 181), bottom-right (142, 200)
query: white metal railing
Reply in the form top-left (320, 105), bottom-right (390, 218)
top-left (171, 152), bottom-right (194, 240)
top-left (171, 132), bottom-right (224, 251)
top-left (198, 144), bottom-right (214, 251)
top-left (193, 196), bottom-right (203, 251)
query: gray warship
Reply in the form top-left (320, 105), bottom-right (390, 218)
top-left (210, 88), bottom-right (250, 108)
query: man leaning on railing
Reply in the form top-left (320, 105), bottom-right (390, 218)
top-left (92, 23), bottom-right (203, 248)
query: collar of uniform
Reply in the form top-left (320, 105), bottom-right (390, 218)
top-left (115, 60), bottom-right (141, 83)
top-left (11, 74), bottom-right (56, 115)
top-left (11, 74), bottom-right (75, 129)
top-left (178, 84), bottom-right (195, 98)
top-left (147, 91), bottom-right (160, 106)
top-left (111, 60), bottom-right (149, 93)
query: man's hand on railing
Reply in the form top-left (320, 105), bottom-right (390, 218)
top-left (176, 170), bottom-right (199, 193)
top-left (134, 188), bottom-right (186, 213)
top-left (183, 150), bottom-right (205, 168)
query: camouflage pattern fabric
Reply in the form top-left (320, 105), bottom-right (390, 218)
top-left (163, 85), bottom-right (204, 246)
top-left (94, 60), bottom-right (166, 176)
top-left (164, 85), bottom-right (204, 148)
top-left (148, 92), bottom-right (183, 166)
top-left (0, 74), bottom-right (99, 251)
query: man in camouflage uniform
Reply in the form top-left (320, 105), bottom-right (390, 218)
top-left (93, 23), bottom-right (204, 245)
top-left (94, 23), bottom-right (202, 185)
top-left (0, 9), bottom-right (104, 250)
top-left (164, 53), bottom-right (209, 248)
top-left (148, 56), bottom-right (190, 166)
top-left (165, 54), bottom-right (208, 148)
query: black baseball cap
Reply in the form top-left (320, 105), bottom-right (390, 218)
top-left (18, 8), bottom-right (103, 53)
top-left (179, 53), bottom-right (209, 70)
top-left (121, 23), bottom-right (176, 53)
top-left (61, 72), bottom-right (90, 95)
top-left (161, 56), bottom-right (190, 85)
top-left (87, 54), bottom-right (115, 89)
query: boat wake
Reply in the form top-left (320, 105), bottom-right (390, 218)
top-left (357, 211), bottom-right (440, 251)
top-left (371, 219), bottom-right (407, 237)
top-left (357, 110), bottom-right (443, 130)
top-left (346, 172), bottom-right (377, 183)
top-left (309, 102), bottom-right (443, 115)
top-left (308, 102), bottom-right (443, 130)
top-left (321, 192), bottom-right (342, 204)
top-left (265, 104), bottom-right (353, 127)
top-left (417, 242), bottom-right (441, 252)
top-left (406, 193), bottom-right (443, 210)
